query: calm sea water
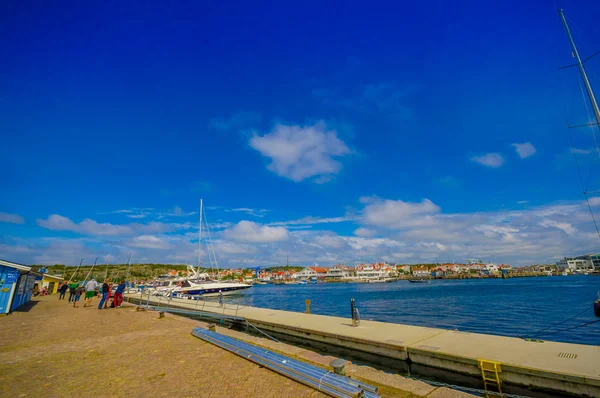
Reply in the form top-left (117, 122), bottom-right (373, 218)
top-left (231, 276), bottom-right (600, 346)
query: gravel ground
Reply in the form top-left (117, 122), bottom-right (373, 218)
top-left (0, 296), bottom-right (326, 398)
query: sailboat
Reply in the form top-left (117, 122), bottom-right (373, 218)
top-left (559, 10), bottom-right (600, 277)
top-left (170, 199), bottom-right (252, 297)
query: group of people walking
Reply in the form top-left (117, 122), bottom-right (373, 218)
top-left (57, 279), bottom-right (127, 309)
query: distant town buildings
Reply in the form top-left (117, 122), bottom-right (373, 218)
top-left (149, 259), bottom-right (600, 284)
top-left (556, 253), bottom-right (600, 272)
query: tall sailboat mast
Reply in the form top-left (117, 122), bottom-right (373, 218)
top-left (197, 198), bottom-right (203, 276)
top-left (559, 9), bottom-right (600, 127)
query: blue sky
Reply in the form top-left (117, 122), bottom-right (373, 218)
top-left (2, 1), bottom-right (600, 266)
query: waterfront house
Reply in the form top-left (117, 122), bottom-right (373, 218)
top-left (355, 263), bottom-right (391, 279)
top-left (431, 268), bottom-right (445, 278)
top-left (484, 263), bottom-right (499, 274)
top-left (396, 264), bottom-right (411, 274)
top-left (294, 267), bottom-right (328, 280)
top-left (411, 266), bottom-right (430, 278)
top-left (498, 264), bottom-right (512, 275)
top-left (556, 254), bottom-right (597, 272)
top-left (326, 265), bottom-right (353, 279)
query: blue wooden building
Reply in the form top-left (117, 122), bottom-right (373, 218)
top-left (0, 259), bottom-right (38, 314)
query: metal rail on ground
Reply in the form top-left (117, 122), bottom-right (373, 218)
top-left (192, 327), bottom-right (380, 398)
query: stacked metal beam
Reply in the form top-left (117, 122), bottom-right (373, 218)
top-left (192, 328), bottom-right (380, 398)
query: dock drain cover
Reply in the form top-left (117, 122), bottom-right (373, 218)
top-left (417, 345), bottom-right (440, 351)
top-left (385, 339), bottom-right (404, 345)
top-left (558, 352), bottom-right (578, 359)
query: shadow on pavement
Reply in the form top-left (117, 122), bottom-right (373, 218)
top-left (12, 300), bottom-right (40, 313)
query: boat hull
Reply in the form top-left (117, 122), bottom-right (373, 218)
top-left (175, 284), bottom-right (252, 297)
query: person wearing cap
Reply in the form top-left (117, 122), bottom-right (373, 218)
top-left (83, 278), bottom-right (98, 307)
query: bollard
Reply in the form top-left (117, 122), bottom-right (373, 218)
top-left (329, 358), bottom-right (347, 376)
top-left (350, 297), bottom-right (359, 327)
top-left (305, 299), bottom-right (311, 314)
top-left (208, 324), bottom-right (216, 332)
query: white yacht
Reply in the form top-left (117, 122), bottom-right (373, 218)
top-left (168, 199), bottom-right (252, 297)
top-left (172, 275), bottom-right (252, 297)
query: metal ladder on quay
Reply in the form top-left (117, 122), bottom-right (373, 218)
top-left (478, 359), bottom-right (503, 397)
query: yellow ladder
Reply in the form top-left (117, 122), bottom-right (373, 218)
top-left (478, 359), bottom-right (502, 396)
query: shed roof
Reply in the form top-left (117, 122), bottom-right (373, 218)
top-left (0, 259), bottom-right (32, 272)
top-left (42, 274), bottom-right (64, 282)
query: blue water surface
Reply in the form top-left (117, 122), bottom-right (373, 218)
top-left (231, 276), bottom-right (600, 345)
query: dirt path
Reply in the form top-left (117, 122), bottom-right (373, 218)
top-left (0, 296), bottom-right (326, 398)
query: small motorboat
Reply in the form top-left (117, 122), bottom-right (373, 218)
top-left (408, 279), bottom-right (430, 284)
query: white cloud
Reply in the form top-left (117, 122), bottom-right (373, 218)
top-left (511, 142), bottom-right (536, 158)
top-left (314, 234), bottom-right (346, 249)
top-left (361, 197), bottom-right (440, 229)
top-left (0, 212), bottom-right (25, 224)
top-left (270, 216), bottom-right (350, 226)
top-left (37, 214), bottom-right (132, 236)
top-left (249, 121), bottom-right (351, 183)
top-left (223, 221), bottom-right (289, 243)
top-left (130, 235), bottom-right (172, 249)
top-left (226, 208), bottom-right (268, 218)
top-left (539, 220), bottom-right (576, 235)
top-left (471, 153), bottom-right (504, 168)
top-left (36, 214), bottom-right (175, 236)
top-left (169, 206), bottom-right (196, 217)
top-left (214, 241), bottom-right (258, 255)
top-left (354, 227), bottom-right (376, 237)
top-left (588, 197), bottom-right (600, 206)
top-left (10, 195), bottom-right (600, 267)
top-left (571, 147), bottom-right (592, 155)
top-left (127, 214), bottom-right (147, 219)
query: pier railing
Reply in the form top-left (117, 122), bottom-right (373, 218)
top-left (125, 289), bottom-right (248, 317)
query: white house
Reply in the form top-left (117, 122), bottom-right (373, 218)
top-left (355, 263), bottom-right (392, 279)
top-left (411, 266), bottom-right (430, 278)
top-left (557, 256), bottom-right (594, 272)
top-left (484, 263), bottom-right (499, 274)
top-left (294, 267), bottom-right (328, 279)
top-left (326, 266), bottom-right (353, 279)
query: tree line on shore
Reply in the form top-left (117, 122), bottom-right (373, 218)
top-left (30, 263), bottom-right (308, 281)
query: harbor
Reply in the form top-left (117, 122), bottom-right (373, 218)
top-left (0, 296), bottom-right (470, 398)
top-left (3, 2), bottom-right (600, 398)
top-left (125, 291), bottom-right (600, 397)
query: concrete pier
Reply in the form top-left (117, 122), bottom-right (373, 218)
top-left (126, 293), bottom-right (600, 397)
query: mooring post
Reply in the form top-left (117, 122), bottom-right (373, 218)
top-left (305, 299), bottom-right (311, 314)
top-left (350, 297), bottom-right (358, 327)
top-left (330, 358), bottom-right (347, 376)
top-left (219, 290), bottom-right (223, 308)
top-left (146, 289), bottom-right (150, 308)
